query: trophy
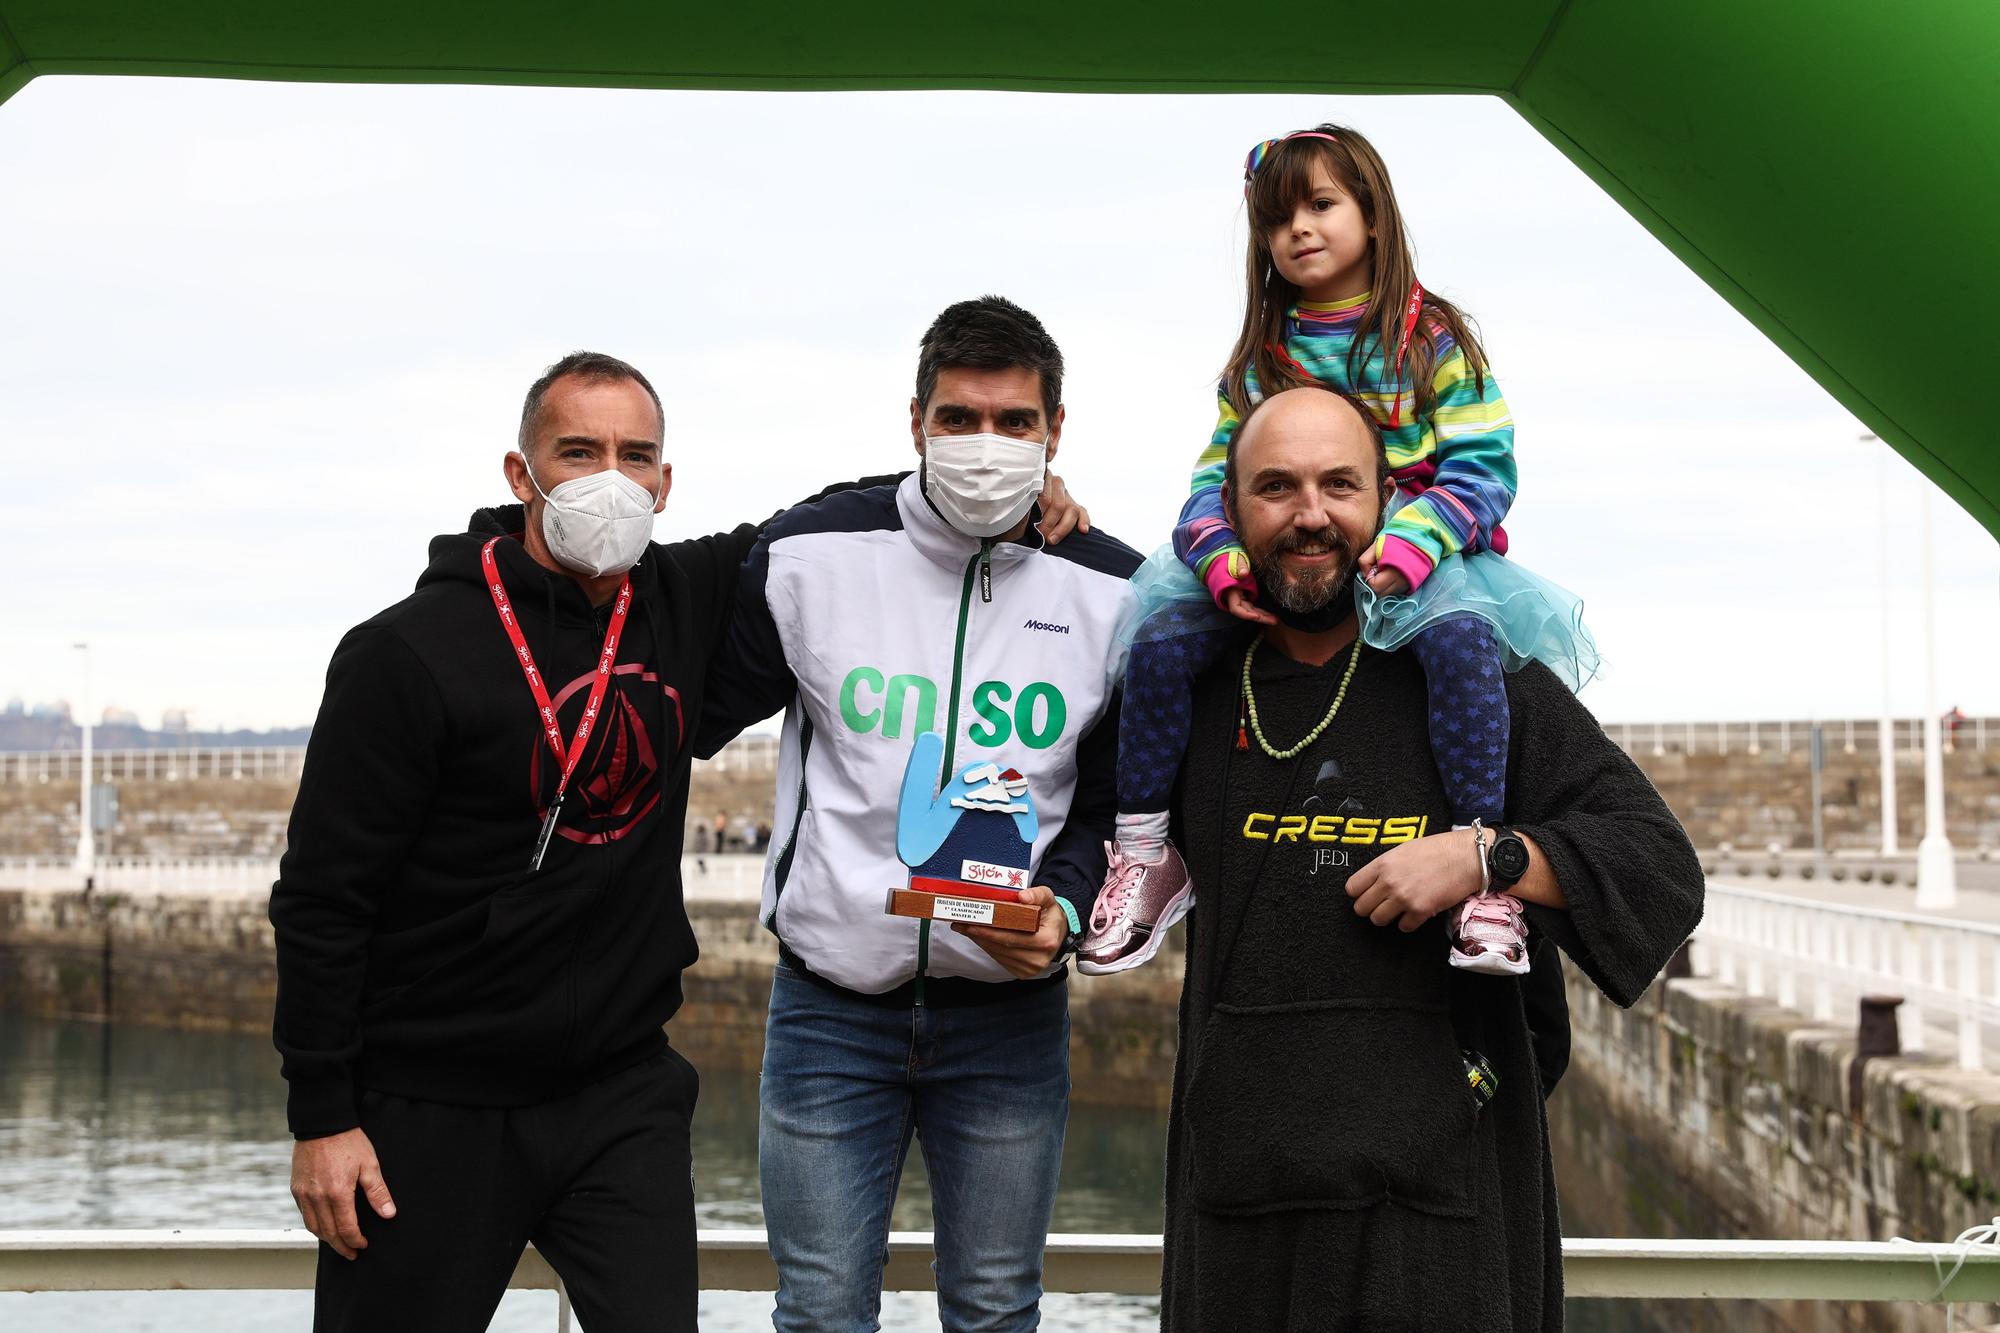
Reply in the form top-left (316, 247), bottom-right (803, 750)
top-left (886, 731), bottom-right (1042, 932)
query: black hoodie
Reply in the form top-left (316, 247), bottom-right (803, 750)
top-left (270, 501), bottom-right (769, 1138)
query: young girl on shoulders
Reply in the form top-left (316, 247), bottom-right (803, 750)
top-left (1078, 123), bottom-right (1596, 977)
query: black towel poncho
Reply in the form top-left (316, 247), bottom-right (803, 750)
top-left (1161, 640), bottom-right (1703, 1332)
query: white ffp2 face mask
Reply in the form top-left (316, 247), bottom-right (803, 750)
top-left (521, 457), bottom-right (661, 578)
top-left (921, 431), bottom-right (1048, 538)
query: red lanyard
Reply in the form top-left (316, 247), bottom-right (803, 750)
top-left (481, 536), bottom-right (633, 870)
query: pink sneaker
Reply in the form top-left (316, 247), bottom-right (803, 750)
top-left (1448, 891), bottom-right (1530, 976)
top-left (1076, 840), bottom-right (1194, 976)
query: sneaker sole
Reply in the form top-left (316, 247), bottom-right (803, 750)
top-left (1076, 886), bottom-right (1196, 976)
top-left (1448, 948), bottom-right (1531, 977)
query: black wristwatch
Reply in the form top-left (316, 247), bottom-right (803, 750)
top-left (1486, 826), bottom-right (1530, 889)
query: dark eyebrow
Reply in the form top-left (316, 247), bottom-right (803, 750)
top-left (553, 434), bottom-right (659, 453)
top-left (930, 402), bottom-right (1040, 423)
top-left (1248, 463), bottom-right (1364, 486)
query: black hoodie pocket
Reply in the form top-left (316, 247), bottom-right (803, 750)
top-left (1183, 999), bottom-right (1480, 1218)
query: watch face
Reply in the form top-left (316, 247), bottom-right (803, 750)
top-left (1491, 835), bottom-right (1531, 883)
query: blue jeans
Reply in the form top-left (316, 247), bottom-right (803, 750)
top-left (759, 962), bottom-right (1071, 1333)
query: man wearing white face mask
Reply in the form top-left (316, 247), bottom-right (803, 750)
top-left (269, 351), bottom-right (927, 1333)
top-left (697, 297), bottom-right (1142, 1333)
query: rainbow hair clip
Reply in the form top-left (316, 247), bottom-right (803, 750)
top-left (1242, 129), bottom-right (1340, 197)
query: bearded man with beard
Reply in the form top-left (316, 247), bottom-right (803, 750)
top-left (1157, 386), bottom-right (1703, 1332)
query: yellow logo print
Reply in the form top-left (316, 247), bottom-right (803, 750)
top-left (1240, 813), bottom-right (1429, 846)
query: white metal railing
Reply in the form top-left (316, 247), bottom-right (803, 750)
top-left (4, 722), bottom-right (1976, 787)
top-left (0, 854), bottom-right (766, 899)
top-left (0, 747), bottom-right (308, 785)
top-left (700, 733), bottom-right (779, 775)
top-left (1693, 880), bottom-right (2000, 1069)
top-left (5, 1230), bottom-right (2000, 1324)
top-left (0, 736), bottom-right (782, 785)
top-left (0, 856), bottom-right (280, 893)
top-left (1607, 716), bottom-right (1992, 758)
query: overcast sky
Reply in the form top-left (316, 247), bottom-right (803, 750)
top-left (1, 77), bottom-right (1994, 732)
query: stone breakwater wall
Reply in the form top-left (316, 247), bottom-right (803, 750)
top-left (1552, 968), bottom-right (2000, 1333)
top-left (0, 887), bottom-right (1185, 1110)
top-left (0, 887), bottom-right (277, 1031)
top-left (573, 894), bottom-right (1186, 1109)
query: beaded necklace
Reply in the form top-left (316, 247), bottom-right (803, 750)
top-left (1237, 634), bottom-right (1362, 760)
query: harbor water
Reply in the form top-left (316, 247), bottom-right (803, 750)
top-left (0, 1013), bottom-right (1164, 1331)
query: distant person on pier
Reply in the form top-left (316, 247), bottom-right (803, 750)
top-left (268, 351), bottom-right (924, 1333)
top-left (694, 296), bottom-right (1140, 1333)
top-left (1157, 386), bottom-right (1703, 1332)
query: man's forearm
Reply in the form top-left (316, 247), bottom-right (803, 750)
top-left (1506, 831), bottom-right (1567, 911)
top-left (270, 885), bottom-right (375, 1138)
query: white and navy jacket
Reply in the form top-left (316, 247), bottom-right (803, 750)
top-left (696, 473), bottom-right (1141, 1000)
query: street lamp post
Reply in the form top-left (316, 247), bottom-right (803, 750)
top-left (1914, 482), bottom-right (1957, 910)
top-left (1867, 434), bottom-right (1898, 856)
top-left (72, 641), bottom-right (95, 883)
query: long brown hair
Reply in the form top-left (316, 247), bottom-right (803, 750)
top-left (1223, 124), bottom-right (1488, 425)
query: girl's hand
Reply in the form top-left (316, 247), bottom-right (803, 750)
top-left (1035, 472), bottom-right (1090, 544)
top-left (1364, 565), bottom-right (1410, 597)
top-left (1220, 587), bottom-right (1278, 626)
top-left (1357, 547), bottom-right (1409, 597)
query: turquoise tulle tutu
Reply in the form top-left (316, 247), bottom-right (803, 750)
top-left (1358, 548), bottom-right (1599, 691)
top-left (1125, 520), bottom-right (1600, 693)
top-left (1124, 546), bottom-right (1228, 641)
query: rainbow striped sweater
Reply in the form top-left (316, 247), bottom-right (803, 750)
top-left (1175, 291), bottom-right (1517, 601)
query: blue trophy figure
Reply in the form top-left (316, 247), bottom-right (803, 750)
top-left (887, 731), bottom-right (1042, 931)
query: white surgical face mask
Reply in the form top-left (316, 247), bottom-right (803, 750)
top-left (921, 431), bottom-right (1048, 538)
top-left (521, 456), bottom-right (660, 578)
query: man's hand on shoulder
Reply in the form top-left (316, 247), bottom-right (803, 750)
top-left (954, 885), bottom-right (1068, 978)
top-left (1345, 828), bottom-right (1484, 932)
top-left (291, 1126), bottom-right (396, 1260)
top-left (1035, 473), bottom-right (1090, 545)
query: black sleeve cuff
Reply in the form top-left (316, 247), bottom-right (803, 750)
top-left (285, 1072), bottom-right (360, 1141)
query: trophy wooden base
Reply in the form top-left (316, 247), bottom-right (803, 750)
top-left (885, 886), bottom-right (1041, 932)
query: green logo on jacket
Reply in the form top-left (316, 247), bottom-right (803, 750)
top-left (838, 667), bottom-right (1067, 750)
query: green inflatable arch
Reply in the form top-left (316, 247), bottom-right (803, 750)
top-left (3, 1), bottom-right (1995, 540)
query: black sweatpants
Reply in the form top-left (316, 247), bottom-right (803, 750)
top-left (313, 1049), bottom-right (699, 1333)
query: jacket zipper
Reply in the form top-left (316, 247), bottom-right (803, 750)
top-left (917, 542), bottom-right (990, 1005)
top-left (563, 597), bottom-right (620, 1057)
top-left (767, 711), bottom-right (815, 931)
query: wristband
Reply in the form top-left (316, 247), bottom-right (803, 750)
top-left (1469, 818), bottom-right (1492, 896)
top-left (1053, 895), bottom-right (1085, 963)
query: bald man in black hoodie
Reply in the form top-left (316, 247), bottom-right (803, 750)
top-left (1160, 387), bottom-right (1702, 1332)
top-left (267, 352), bottom-right (952, 1332)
